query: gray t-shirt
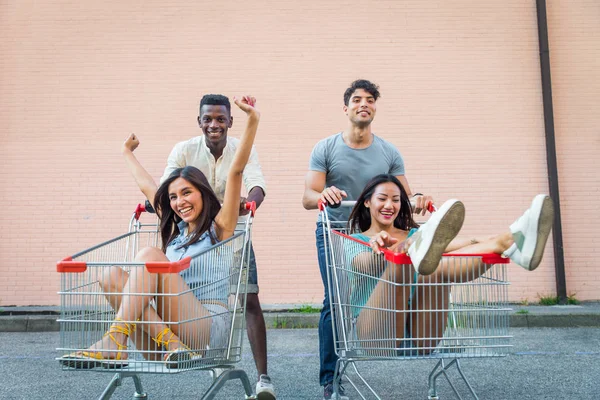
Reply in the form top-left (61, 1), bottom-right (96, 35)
top-left (309, 132), bottom-right (405, 222)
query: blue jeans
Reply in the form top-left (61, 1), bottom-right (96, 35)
top-left (316, 222), bottom-right (337, 386)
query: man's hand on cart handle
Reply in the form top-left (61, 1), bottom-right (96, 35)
top-left (133, 201), bottom-right (154, 220)
top-left (123, 133), bottom-right (140, 153)
top-left (133, 201), bottom-right (157, 221)
top-left (239, 197), bottom-right (249, 215)
top-left (320, 186), bottom-right (347, 208)
top-left (239, 197), bottom-right (257, 216)
top-left (412, 194), bottom-right (435, 216)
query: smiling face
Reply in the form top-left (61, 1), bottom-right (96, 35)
top-left (365, 182), bottom-right (401, 228)
top-left (198, 104), bottom-right (233, 148)
top-left (343, 88), bottom-right (377, 128)
top-left (168, 177), bottom-right (203, 232)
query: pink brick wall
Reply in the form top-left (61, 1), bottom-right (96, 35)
top-left (1, 1), bottom-right (597, 306)
top-left (547, 0), bottom-right (600, 301)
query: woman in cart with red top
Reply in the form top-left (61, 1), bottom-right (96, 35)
top-left (345, 174), bottom-right (554, 352)
top-left (59, 96), bottom-right (260, 370)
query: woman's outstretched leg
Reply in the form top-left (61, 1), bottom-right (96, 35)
top-left (437, 194), bottom-right (555, 281)
top-left (408, 273), bottom-right (450, 354)
top-left (408, 194), bottom-right (554, 352)
top-left (355, 261), bottom-right (413, 356)
top-left (408, 235), bottom-right (509, 354)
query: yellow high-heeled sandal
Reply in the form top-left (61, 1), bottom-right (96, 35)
top-left (153, 327), bottom-right (200, 369)
top-left (59, 318), bottom-right (136, 369)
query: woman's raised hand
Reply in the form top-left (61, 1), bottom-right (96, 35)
top-left (233, 95), bottom-right (259, 117)
top-left (368, 231), bottom-right (399, 255)
top-left (123, 133), bottom-right (140, 153)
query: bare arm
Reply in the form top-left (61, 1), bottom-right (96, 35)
top-left (240, 147), bottom-right (266, 211)
top-left (239, 186), bottom-right (265, 215)
top-left (302, 170), bottom-right (347, 210)
top-left (350, 231), bottom-right (406, 274)
top-left (302, 171), bottom-right (326, 209)
top-left (214, 96), bottom-right (260, 240)
top-left (121, 134), bottom-right (158, 205)
top-left (246, 186), bottom-right (265, 208)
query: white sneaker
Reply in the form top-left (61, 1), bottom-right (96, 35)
top-left (323, 382), bottom-right (349, 400)
top-left (256, 374), bottom-right (276, 400)
top-left (407, 199), bottom-right (465, 275)
top-left (503, 194), bottom-right (554, 271)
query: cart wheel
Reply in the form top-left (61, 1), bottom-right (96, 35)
top-left (428, 396), bottom-right (439, 400)
top-left (244, 395), bottom-right (257, 399)
top-left (133, 393), bottom-right (148, 399)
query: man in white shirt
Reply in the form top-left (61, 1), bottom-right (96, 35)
top-left (161, 94), bottom-right (275, 400)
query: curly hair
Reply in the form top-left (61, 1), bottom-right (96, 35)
top-left (199, 94), bottom-right (231, 116)
top-left (343, 79), bottom-right (381, 106)
top-left (348, 174), bottom-right (418, 233)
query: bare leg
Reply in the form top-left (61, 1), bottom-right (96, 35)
top-left (409, 273), bottom-right (450, 353)
top-left (99, 266), bottom-right (161, 360)
top-left (409, 232), bottom-right (514, 352)
top-left (83, 247), bottom-right (213, 360)
top-left (244, 293), bottom-right (268, 377)
top-left (356, 262), bottom-right (413, 356)
top-left (437, 232), bottom-right (513, 282)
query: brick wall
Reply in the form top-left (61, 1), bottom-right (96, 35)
top-left (1, 0), bottom-right (597, 306)
top-left (547, 0), bottom-right (600, 301)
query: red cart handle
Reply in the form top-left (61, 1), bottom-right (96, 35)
top-left (134, 203), bottom-right (146, 221)
top-left (245, 201), bottom-right (256, 216)
top-left (318, 199), bottom-right (326, 211)
top-left (424, 202), bottom-right (436, 213)
top-left (146, 257), bottom-right (191, 273)
top-left (318, 199), bottom-right (346, 211)
top-left (57, 257), bottom-right (87, 273)
top-left (57, 257), bottom-right (194, 274)
top-left (332, 231), bottom-right (509, 265)
top-left (382, 249), bottom-right (508, 264)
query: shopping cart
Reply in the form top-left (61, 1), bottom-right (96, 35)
top-left (56, 202), bottom-right (257, 400)
top-left (319, 201), bottom-right (512, 400)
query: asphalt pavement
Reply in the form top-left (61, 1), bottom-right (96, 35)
top-left (0, 327), bottom-right (599, 399)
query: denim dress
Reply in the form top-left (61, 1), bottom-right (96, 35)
top-left (165, 220), bottom-right (229, 303)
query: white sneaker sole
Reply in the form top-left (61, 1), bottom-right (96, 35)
top-left (256, 392), bottom-right (276, 400)
top-left (411, 200), bottom-right (465, 275)
top-left (524, 194), bottom-right (554, 270)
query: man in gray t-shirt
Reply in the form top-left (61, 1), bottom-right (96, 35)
top-left (302, 79), bottom-right (431, 400)
top-left (308, 132), bottom-right (406, 222)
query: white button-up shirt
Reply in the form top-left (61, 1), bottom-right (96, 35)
top-left (160, 136), bottom-right (266, 202)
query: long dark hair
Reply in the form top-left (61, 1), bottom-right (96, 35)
top-left (348, 174), bottom-right (419, 233)
top-left (154, 166), bottom-right (221, 251)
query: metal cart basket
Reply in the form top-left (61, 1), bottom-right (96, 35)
top-left (320, 202), bottom-right (512, 400)
top-left (56, 203), bottom-right (257, 399)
